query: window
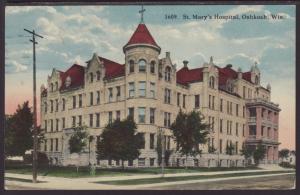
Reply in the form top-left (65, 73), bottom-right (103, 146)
top-left (235, 141), bottom-right (238, 154)
top-left (139, 81), bottom-right (146, 97)
top-left (72, 116), bottom-right (76, 127)
top-left (230, 121), bottom-right (232, 135)
top-left (72, 96), bottom-right (76, 109)
top-left (108, 88), bottom-right (113, 102)
top-left (50, 119), bottom-right (53, 131)
top-left (138, 107), bottom-right (146, 123)
top-left (138, 133), bottom-right (145, 149)
top-left (44, 140), bottom-right (47, 151)
top-left (243, 124), bottom-right (245, 137)
top-left (211, 117), bottom-right (215, 131)
top-left (50, 139), bottom-right (53, 151)
top-left (89, 72), bottom-right (93, 83)
top-left (109, 111), bottom-right (113, 124)
top-left (177, 93), bottom-right (181, 106)
top-left (62, 118), bottom-right (65, 129)
top-left (220, 99), bottom-right (223, 112)
top-left (129, 82), bottom-right (135, 98)
top-left (150, 133), bottom-right (155, 149)
top-left (90, 92), bottom-right (93, 105)
top-left (165, 66), bottom-right (171, 81)
top-left (227, 101), bottom-right (229, 114)
top-left (96, 91), bottom-right (100, 104)
top-left (243, 106), bottom-right (245, 118)
top-left (96, 71), bottom-right (101, 81)
top-left (56, 119), bottom-right (59, 131)
top-left (50, 83), bottom-right (54, 92)
top-left (212, 96), bottom-right (215, 110)
top-left (236, 123), bottom-right (238, 136)
top-left (50, 100), bottom-right (53, 112)
top-left (150, 108), bottom-right (155, 124)
top-left (209, 76), bottom-right (215, 88)
top-left (219, 139), bottom-right (223, 154)
top-left (96, 113), bottom-right (100, 127)
top-left (89, 114), bottom-right (93, 127)
top-left (138, 59), bottom-right (146, 72)
top-left (116, 110), bottom-right (121, 120)
top-left (220, 119), bottom-right (223, 133)
top-left (230, 102), bottom-right (232, 114)
top-left (164, 112), bottom-right (171, 127)
top-left (44, 120), bottom-right (47, 132)
top-left (183, 95), bottom-right (186, 108)
top-left (55, 138), bottom-right (58, 151)
top-left (236, 104), bottom-right (239, 116)
top-left (44, 102), bottom-right (47, 113)
top-left (150, 61), bottom-right (155, 74)
top-left (79, 94), bottom-right (82, 108)
top-left (62, 98), bottom-right (65, 111)
top-left (164, 88), bottom-right (171, 104)
top-left (129, 60), bottom-right (134, 73)
top-left (78, 115), bottom-right (82, 126)
top-left (226, 120), bottom-right (229, 134)
top-left (150, 82), bottom-right (155, 98)
top-left (243, 86), bottom-right (246, 98)
top-left (255, 75), bottom-right (259, 84)
top-left (116, 86), bottom-right (121, 100)
top-left (55, 99), bottom-right (59, 112)
top-left (128, 107), bottom-right (134, 119)
top-left (55, 81), bottom-right (58, 90)
top-left (150, 158), bottom-right (155, 166)
top-left (128, 160), bottom-right (133, 166)
top-left (195, 95), bottom-right (200, 108)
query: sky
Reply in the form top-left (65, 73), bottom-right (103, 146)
top-left (5, 5), bottom-right (295, 150)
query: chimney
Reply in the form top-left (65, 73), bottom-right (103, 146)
top-left (166, 52), bottom-right (170, 58)
top-left (226, 64), bottom-right (232, 68)
top-left (237, 67), bottom-right (242, 79)
top-left (183, 60), bottom-right (189, 68)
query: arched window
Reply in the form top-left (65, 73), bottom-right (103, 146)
top-left (209, 76), bottom-right (215, 89)
top-left (255, 75), bottom-right (259, 85)
top-left (55, 82), bottom-right (58, 91)
top-left (226, 80), bottom-right (234, 93)
top-left (44, 102), bottom-right (47, 113)
top-left (65, 76), bottom-right (71, 87)
top-left (165, 66), bottom-right (171, 82)
top-left (96, 71), bottom-right (101, 81)
top-left (89, 72), bottom-right (94, 83)
top-left (138, 59), bottom-right (146, 72)
top-left (150, 61), bottom-right (155, 74)
top-left (129, 60), bottom-right (134, 73)
top-left (50, 83), bottom-right (54, 92)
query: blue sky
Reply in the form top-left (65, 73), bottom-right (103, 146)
top-left (5, 5), bottom-right (295, 149)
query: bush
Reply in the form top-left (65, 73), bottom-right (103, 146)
top-left (23, 152), bottom-right (49, 167)
top-left (279, 162), bottom-right (295, 169)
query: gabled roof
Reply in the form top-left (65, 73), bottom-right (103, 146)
top-left (176, 67), bottom-right (203, 86)
top-left (98, 56), bottom-right (125, 79)
top-left (217, 66), bottom-right (238, 85)
top-left (60, 64), bottom-right (85, 91)
top-left (242, 71), bottom-right (253, 83)
top-left (123, 23), bottom-right (160, 51)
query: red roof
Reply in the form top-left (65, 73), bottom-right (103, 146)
top-left (176, 67), bottom-right (203, 86)
top-left (217, 66), bottom-right (238, 85)
top-left (98, 56), bottom-right (125, 79)
top-left (242, 71), bottom-right (252, 83)
top-left (60, 64), bottom-right (85, 91)
top-left (124, 23), bottom-right (160, 50)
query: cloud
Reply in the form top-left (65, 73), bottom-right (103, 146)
top-left (6, 60), bottom-right (28, 73)
top-left (6, 6), bottom-right (57, 15)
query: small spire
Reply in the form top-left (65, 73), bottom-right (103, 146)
top-left (254, 61), bottom-right (258, 66)
top-left (210, 56), bottom-right (213, 64)
top-left (139, 5), bottom-right (146, 24)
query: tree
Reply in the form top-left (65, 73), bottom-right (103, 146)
top-left (170, 109), bottom-right (209, 169)
top-left (69, 126), bottom-right (88, 154)
top-left (226, 143), bottom-right (235, 155)
top-left (155, 132), bottom-right (173, 166)
top-left (279, 149), bottom-right (290, 160)
top-left (240, 143), bottom-right (255, 166)
top-left (96, 117), bottom-right (144, 169)
top-left (5, 101), bottom-right (33, 157)
top-left (253, 144), bottom-right (266, 165)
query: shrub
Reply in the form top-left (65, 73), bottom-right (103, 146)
top-left (279, 162), bottom-right (295, 169)
top-left (23, 152), bottom-right (49, 167)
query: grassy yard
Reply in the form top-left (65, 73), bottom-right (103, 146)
top-left (95, 170), bottom-right (295, 185)
top-left (5, 165), bottom-right (262, 178)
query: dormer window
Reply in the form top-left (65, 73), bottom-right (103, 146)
top-left (138, 59), bottom-right (146, 72)
top-left (89, 72), bottom-right (94, 83)
top-left (96, 71), bottom-right (101, 81)
top-left (226, 80), bottom-right (234, 93)
top-left (129, 60), bottom-right (134, 73)
top-left (209, 76), bottom-right (215, 89)
top-left (255, 75), bottom-right (259, 85)
top-left (65, 76), bottom-right (71, 87)
top-left (165, 66), bottom-right (171, 82)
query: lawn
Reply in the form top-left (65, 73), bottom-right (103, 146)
top-left (95, 170), bottom-right (295, 185)
top-left (5, 165), bottom-right (262, 178)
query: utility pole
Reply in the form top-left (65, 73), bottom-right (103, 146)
top-left (24, 29), bottom-right (43, 183)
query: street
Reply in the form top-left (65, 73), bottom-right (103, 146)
top-left (144, 174), bottom-right (296, 190)
top-left (5, 173), bottom-right (295, 190)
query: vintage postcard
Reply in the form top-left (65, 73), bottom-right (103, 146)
top-left (4, 3), bottom-right (296, 190)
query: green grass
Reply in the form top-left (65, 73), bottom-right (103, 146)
top-left (95, 170), bottom-right (295, 185)
top-left (5, 165), bottom-right (261, 178)
top-left (5, 177), bottom-right (45, 183)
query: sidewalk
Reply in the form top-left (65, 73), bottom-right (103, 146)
top-left (5, 168), bottom-right (295, 190)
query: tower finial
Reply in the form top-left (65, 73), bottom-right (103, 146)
top-left (139, 5), bottom-right (146, 23)
top-left (254, 61), bottom-right (258, 66)
top-left (210, 56), bottom-right (213, 64)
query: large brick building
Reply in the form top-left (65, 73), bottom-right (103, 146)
top-left (39, 18), bottom-right (281, 167)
